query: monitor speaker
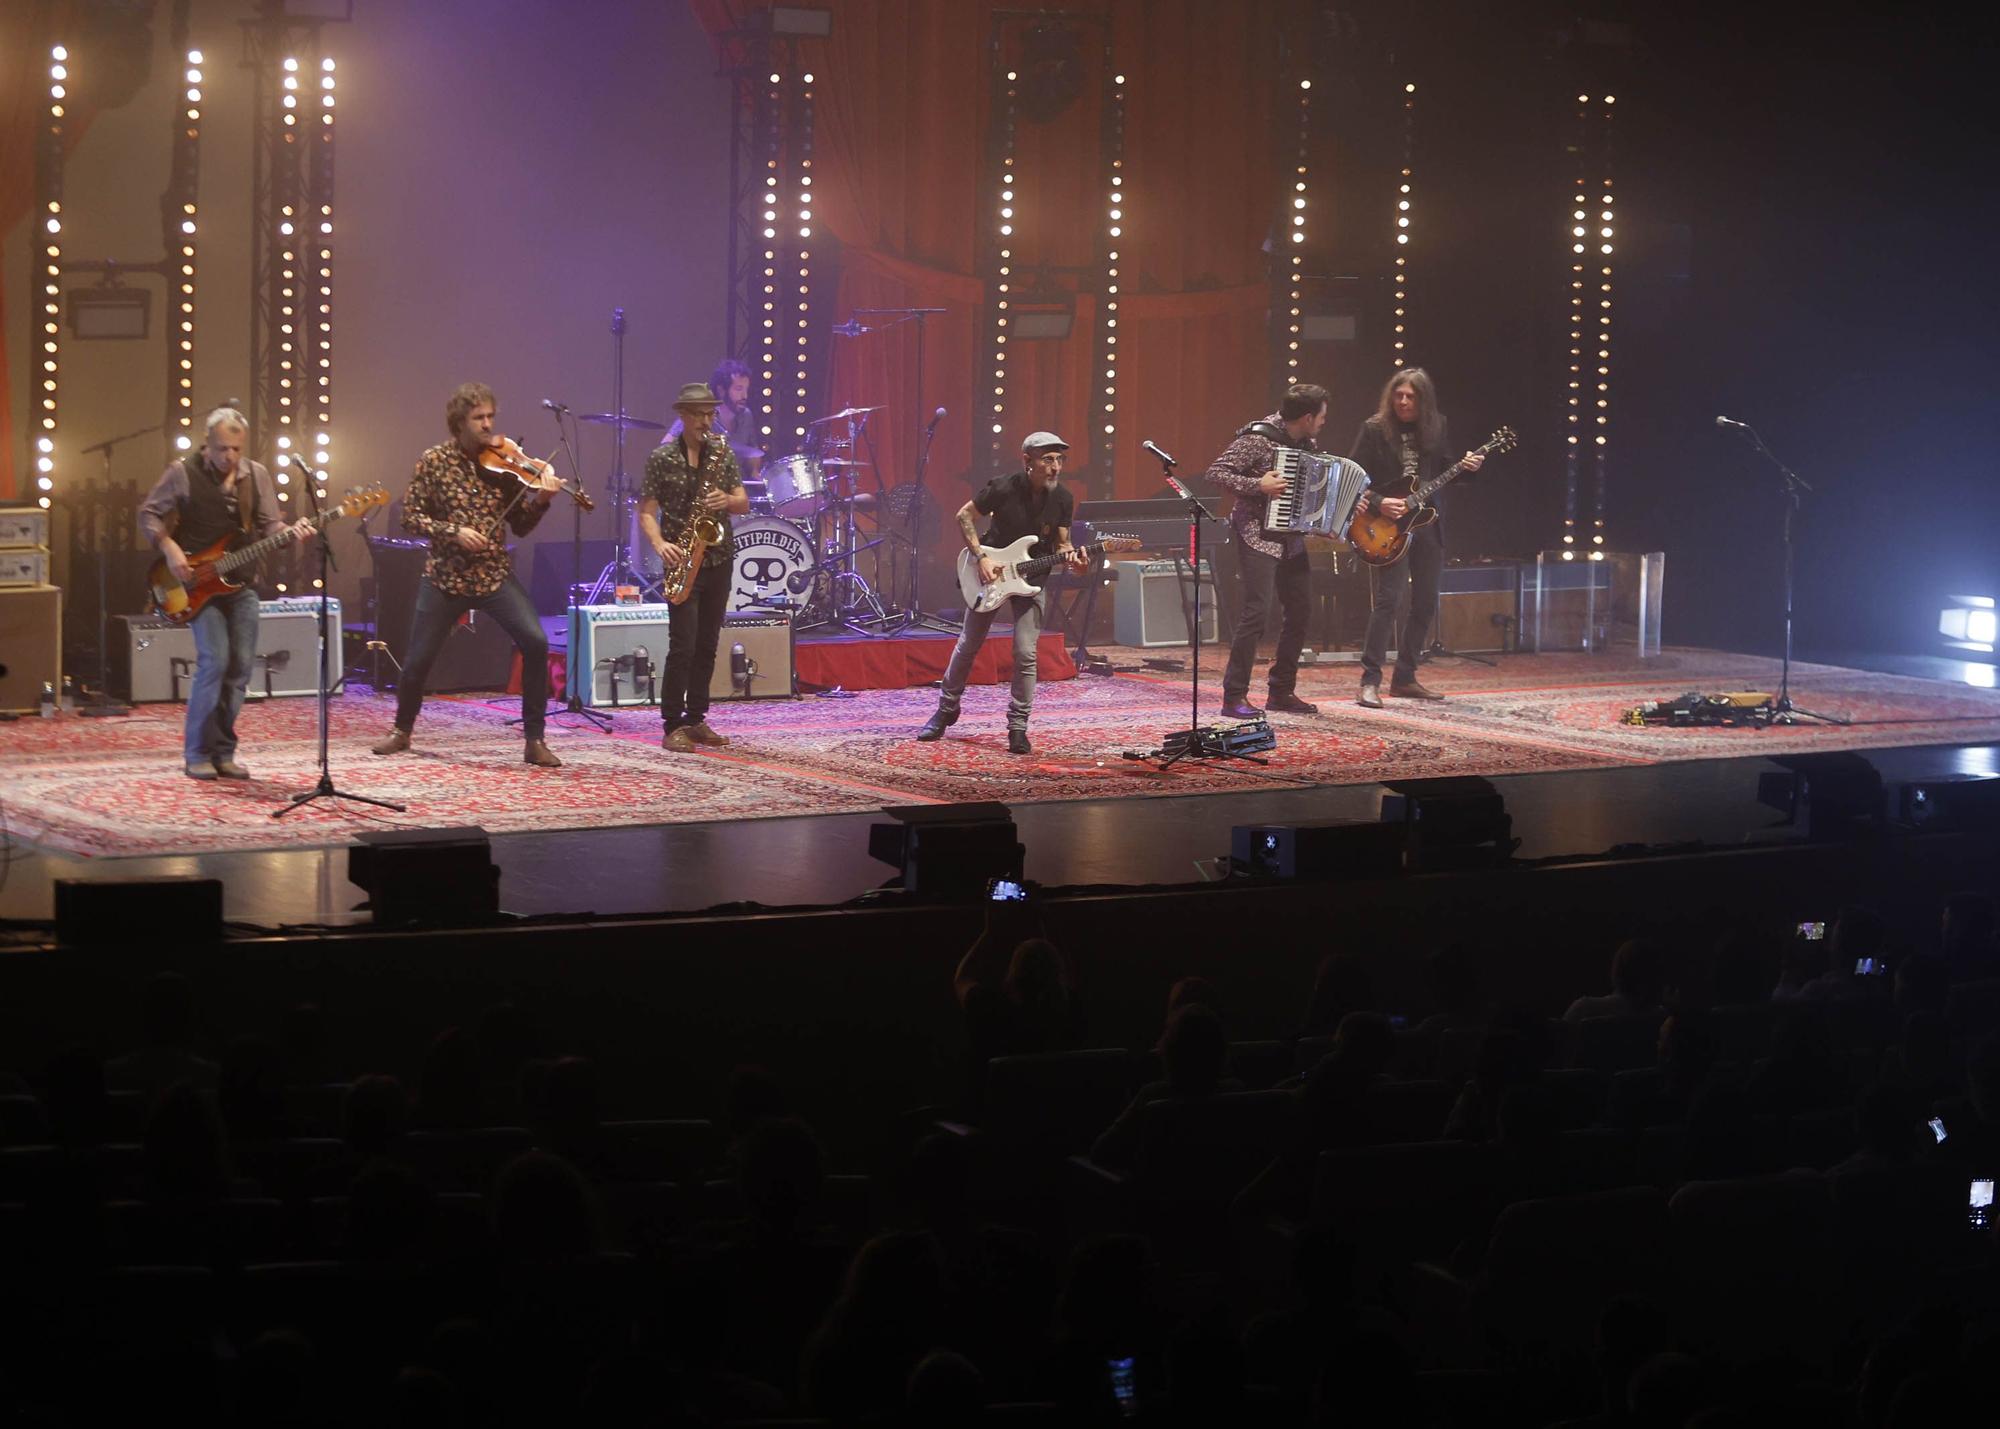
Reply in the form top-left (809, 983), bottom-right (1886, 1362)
top-left (0, 584), bottom-right (62, 711)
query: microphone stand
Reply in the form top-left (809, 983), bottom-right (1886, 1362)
top-left (884, 408), bottom-right (960, 634)
top-left (511, 406), bottom-right (611, 731)
top-left (1146, 448), bottom-right (1266, 768)
top-left (272, 455), bottom-right (407, 818)
top-left (1723, 420), bottom-right (1847, 726)
top-left (74, 423), bottom-right (159, 717)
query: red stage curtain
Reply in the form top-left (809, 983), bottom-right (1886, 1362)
top-left (689, 0), bottom-right (1305, 506)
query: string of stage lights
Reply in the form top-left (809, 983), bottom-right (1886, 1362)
top-left (1564, 91), bottom-right (1615, 563)
top-left (34, 46), bottom-right (68, 511)
top-left (1393, 81), bottom-right (1414, 368)
top-left (1284, 77), bottom-right (1309, 382)
top-left (170, 49), bottom-right (203, 452)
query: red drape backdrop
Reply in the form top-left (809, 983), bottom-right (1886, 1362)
top-left (692, 0), bottom-right (1303, 510)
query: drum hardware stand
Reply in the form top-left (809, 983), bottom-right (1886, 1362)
top-left (1719, 417), bottom-right (1848, 726)
top-left (272, 456), bottom-right (406, 819)
top-left (882, 405), bottom-right (962, 634)
top-left (581, 307), bottom-right (663, 605)
top-left (1133, 445), bottom-right (1268, 769)
top-left (74, 424), bottom-right (157, 717)
top-left (511, 404), bottom-right (613, 733)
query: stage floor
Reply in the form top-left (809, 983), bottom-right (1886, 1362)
top-left (3, 644), bottom-right (1997, 930)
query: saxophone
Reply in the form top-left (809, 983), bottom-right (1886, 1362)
top-left (660, 459), bottom-right (727, 606)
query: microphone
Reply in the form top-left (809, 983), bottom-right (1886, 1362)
top-left (1715, 415), bottom-right (1752, 431)
top-left (926, 406), bottom-right (947, 434)
top-left (787, 568), bottom-right (817, 595)
top-left (542, 398), bottom-right (570, 413)
top-left (832, 319), bottom-right (870, 337)
top-left (1143, 439), bottom-right (1178, 468)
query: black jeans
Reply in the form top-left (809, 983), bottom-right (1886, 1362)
top-left (661, 560), bottom-right (731, 729)
top-left (1360, 520), bottom-right (1443, 686)
top-left (1222, 544), bottom-right (1311, 703)
top-left (396, 574), bottom-right (549, 740)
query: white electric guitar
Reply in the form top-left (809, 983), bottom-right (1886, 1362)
top-left (956, 533), bottom-right (1142, 615)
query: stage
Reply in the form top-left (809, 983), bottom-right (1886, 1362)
top-left (3, 641), bottom-right (1998, 931)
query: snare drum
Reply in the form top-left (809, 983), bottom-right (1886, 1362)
top-left (726, 515), bottom-right (817, 613)
top-left (763, 453), bottom-right (828, 516)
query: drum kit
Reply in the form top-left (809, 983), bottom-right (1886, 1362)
top-left (592, 402), bottom-right (907, 634)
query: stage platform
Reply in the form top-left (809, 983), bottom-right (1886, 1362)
top-left (2, 643), bottom-right (1998, 931)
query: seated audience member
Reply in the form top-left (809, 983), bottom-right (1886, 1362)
top-left (802, 1230), bottom-right (950, 1421)
top-left (1444, 1013), bottom-right (1551, 1143)
top-left (905, 1349), bottom-right (986, 1426)
top-left (1300, 951), bottom-right (1375, 1040)
top-left (1799, 904), bottom-right (1892, 1003)
top-left (1090, 1003), bottom-right (1237, 1170)
top-left (1772, 925), bottom-right (1831, 1003)
top-left (343, 1158), bottom-right (438, 1264)
top-left (531, 1055), bottom-right (614, 1180)
top-left (1746, 1006), bottom-right (1841, 1118)
top-left (490, 1149), bottom-right (601, 1262)
top-left (1565, 939), bottom-right (1667, 1022)
top-left (1831, 1082), bottom-right (1925, 1175)
top-left (1416, 941), bottom-right (1490, 1038)
top-left (1653, 1008), bottom-right (1724, 1122)
top-left (956, 918), bottom-right (1079, 1112)
top-left (414, 1027), bottom-right (486, 1131)
top-left (1048, 1235), bottom-right (1167, 1419)
top-left (1893, 953), bottom-right (1952, 1019)
top-left (1942, 891), bottom-right (1997, 983)
top-left (142, 1081), bottom-right (233, 1206)
top-left (1937, 1036), bottom-right (2000, 1176)
top-left (218, 1036), bottom-right (294, 1145)
top-left (1155, 976), bottom-right (1220, 1048)
top-left (106, 972), bottom-right (218, 1099)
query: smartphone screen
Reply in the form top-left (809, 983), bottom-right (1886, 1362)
top-left (987, 877), bottom-right (1027, 902)
top-left (1854, 956), bottom-right (1883, 976)
top-left (1106, 1356), bottom-right (1138, 1417)
top-left (1970, 1179), bottom-right (1994, 1230)
top-left (1796, 920), bottom-right (1826, 941)
top-left (1929, 1117), bottom-right (1948, 1145)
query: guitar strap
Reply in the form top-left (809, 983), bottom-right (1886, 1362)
top-left (1237, 420), bottom-right (1293, 448)
top-left (182, 452), bottom-right (256, 536)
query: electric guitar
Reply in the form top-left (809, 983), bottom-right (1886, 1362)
top-left (1344, 426), bottom-right (1516, 567)
top-left (146, 483), bottom-right (390, 624)
top-left (956, 533), bottom-right (1141, 615)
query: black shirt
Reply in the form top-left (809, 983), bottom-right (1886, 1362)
top-left (974, 471), bottom-right (1074, 585)
top-left (1350, 416), bottom-right (1458, 514)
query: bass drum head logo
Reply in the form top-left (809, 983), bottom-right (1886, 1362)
top-left (727, 516), bottom-right (815, 613)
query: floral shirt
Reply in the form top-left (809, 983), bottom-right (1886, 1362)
top-left (641, 433), bottom-right (743, 571)
top-left (401, 441), bottom-right (550, 597)
top-left (1202, 411), bottom-right (1307, 561)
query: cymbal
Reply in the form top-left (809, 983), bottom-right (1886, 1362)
top-left (806, 406), bottom-right (883, 426)
top-left (578, 411), bottom-right (666, 431)
top-left (819, 458), bottom-right (870, 468)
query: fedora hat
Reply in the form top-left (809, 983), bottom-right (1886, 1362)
top-left (672, 382), bottom-right (721, 409)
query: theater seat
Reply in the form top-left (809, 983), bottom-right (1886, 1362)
top-left (1475, 1184), bottom-right (1674, 1363)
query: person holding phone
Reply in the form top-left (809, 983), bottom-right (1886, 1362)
top-left (952, 893), bottom-right (1078, 1111)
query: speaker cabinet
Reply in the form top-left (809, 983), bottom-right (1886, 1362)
top-left (109, 599), bottom-right (342, 703)
top-left (568, 604), bottom-right (672, 707)
top-left (708, 613), bottom-right (797, 700)
top-left (1437, 562), bottom-right (1521, 654)
top-left (1111, 559), bottom-right (1220, 647)
top-left (0, 584), bottom-right (61, 711)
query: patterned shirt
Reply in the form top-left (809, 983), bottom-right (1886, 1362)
top-left (641, 434), bottom-right (743, 570)
top-left (1202, 411), bottom-right (1307, 561)
top-left (401, 441), bottom-right (550, 597)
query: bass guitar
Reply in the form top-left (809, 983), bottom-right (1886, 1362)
top-left (146, 483), bottom-right (390, 624)
top-left (1344, 426), bottom-right (1516, 567)
top-left (956, 533), bottom-right (1141, 615)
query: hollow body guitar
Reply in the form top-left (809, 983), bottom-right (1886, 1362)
top-left (956, 534), bottom-right (1141, 615)
top-left (1345, 426), bottom-right (1517, 567)
top-left (145, 484), bottom-right (389, 624)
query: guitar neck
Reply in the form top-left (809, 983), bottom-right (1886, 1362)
top-left (1409, 443), bottom-right (1494, 505)
top-left (216, 509), bottom-right (334, 574)
top-left (1014, 538), bottom-right (1114, 580)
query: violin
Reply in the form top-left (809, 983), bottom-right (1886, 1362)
top-left (477, 436), bottom-right (596, 512)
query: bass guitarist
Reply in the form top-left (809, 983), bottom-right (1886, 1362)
top-left (1350, 367), bottom-right (1484, 708)
top-left (137, 405), bottom-right (310, 780)
top-left (915, 431), bottom-right (1086, 756)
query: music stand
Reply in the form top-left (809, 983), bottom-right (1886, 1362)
top-left (272, 455), bottom-right (406, 818)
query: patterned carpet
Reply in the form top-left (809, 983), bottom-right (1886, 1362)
top-left (4, 647), bottom-right (1997, 858)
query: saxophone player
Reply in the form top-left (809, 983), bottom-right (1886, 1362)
top-left (640, 381), bottom-right (751, 751)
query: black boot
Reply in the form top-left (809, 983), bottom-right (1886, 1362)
top-left (1007, 728), bottom-right (1031, 756)
top-left (915, 706), bottom-right (958, 741)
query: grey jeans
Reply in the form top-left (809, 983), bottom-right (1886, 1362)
top-left (936, 588), bottom-right (1045, 730)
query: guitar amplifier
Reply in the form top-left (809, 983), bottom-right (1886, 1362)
top-left (0, 548), bottom-right (52, 586)
top-left (0, 584), bottom-right (61, 712)
top-left (567, 603), bottom-right (672, 707)
top-left (709, 612), bottom-right (797, 700)
top-left (110, 598), bottom-right (342, 703)
top-left (1111, 559), bottom-right (1220, 647)
top-left (1437, 561), bottom-right (1521, 654)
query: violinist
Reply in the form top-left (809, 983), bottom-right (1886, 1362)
top-left (369, 381), bottom-right (567, 768)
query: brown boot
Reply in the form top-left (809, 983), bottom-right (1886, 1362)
top-left (523, 738), bottom-right (562, 768)
top-left (686, 722), bottom-right (730, 748)
top-left (1389, 679), bottom-right (1445, 701)
top-left (661, 726), bottom-right (696, 753)
top-left (371, 728), bottom-right (412, 756)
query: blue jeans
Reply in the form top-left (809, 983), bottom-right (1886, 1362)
top-left (937, 589), bottom-right (1045, 730)
top-left (394, 575), bottom-right (549, 740)
top-left (185, 587), bottom-right (262, 764)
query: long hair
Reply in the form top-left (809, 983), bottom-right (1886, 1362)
top-left (445, 381), bottom-right (497, 437)
top-left (1372, 367), bottom-right (1445, 453)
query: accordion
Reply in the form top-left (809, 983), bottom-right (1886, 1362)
top-left (1263, 450), bottom-right (1371, 538)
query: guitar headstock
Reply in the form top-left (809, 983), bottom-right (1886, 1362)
top-left (1097, 534), bottom-right (1143, 554)
top-left (339, 484), bottom-right (391, 518)
top-left (1485, 426), bottom-right (1518, 454)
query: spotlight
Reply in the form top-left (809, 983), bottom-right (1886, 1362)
top-left (1940, 596), bottom-right (1997, 652)
top-left (1898, 776), bottom-right (2000, 831)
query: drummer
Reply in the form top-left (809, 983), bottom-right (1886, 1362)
top-left (666, 358), bottom-right (763, 485)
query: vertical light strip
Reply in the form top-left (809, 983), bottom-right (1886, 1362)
top-left (35, 45), bottom-right (68, 510)
top-left (1392, 81), bottom-right (1414, 367)
top-left (793, 71), bottom-right (814, 442)
top-left (1563, 91), bottom-right (1586, 560)
top-left (1593, 94), bottom-right (1616, 562)
top-left (171, 49), bottom-right (203, 452)
top-left (311, 55), bottom-right (336, 545)
top-left (1099, 68), bottom-right (1125, 484)
top-left (988, 65), bottom-right (1019, 468)
top-left (759, 71), bottom-right (780, 445)
top-left (274, 54), bottom-right (302, 540)
top-left (1286, 78), bottom-right (1309, 379)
